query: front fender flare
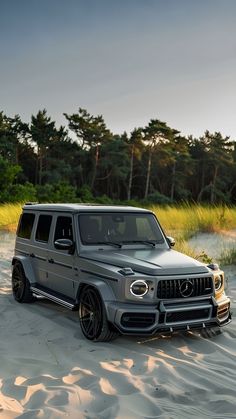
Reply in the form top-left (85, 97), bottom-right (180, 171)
top-left (77, 277), bottom-right (116, 302)
top-left (12, 256), bottom-right (36, 284)
top-left (76, 276), bottom-right (117, 321)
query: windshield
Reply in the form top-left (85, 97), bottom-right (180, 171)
top-left (78, 212), bottom-right (165, 246)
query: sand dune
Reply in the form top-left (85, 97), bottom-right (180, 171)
top-left (0, 231), bottom-right (235, 418)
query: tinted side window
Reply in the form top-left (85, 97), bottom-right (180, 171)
top-left (54, 216), bottom-right (73, 242)
top-left (35, 215), bottom-right (52, 242)
top-left (17, 213), bottom-right (35, 239)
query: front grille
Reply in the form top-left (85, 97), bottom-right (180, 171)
top-left (157, 277), bottom-right (213, 299)
top-left (166, 308), bottom-right (210, 323)
top-left (121, 312), bottom-right (156, 328)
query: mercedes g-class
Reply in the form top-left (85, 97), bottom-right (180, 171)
top-left (12, 204), bottom-right (231, 341)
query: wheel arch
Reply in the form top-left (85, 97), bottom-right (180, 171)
top-left (12, 256), bottom-right (36, 284)
top-left (77, 278), bottom-right (115, 302)
top-left (76, 278), bottom-right (116, 320)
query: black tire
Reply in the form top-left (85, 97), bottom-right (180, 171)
top-left (78, 286), bottom-right (119, 342)
top-left (12, 262), bottom-right (35, 303)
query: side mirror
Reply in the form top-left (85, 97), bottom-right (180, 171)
top-left (54, 238), bottom-right (75, 254)
top-left (166, 236), bottom-right (175, 247)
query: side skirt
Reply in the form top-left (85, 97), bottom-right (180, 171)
top-left (30, 284), bottom-right (78, 310)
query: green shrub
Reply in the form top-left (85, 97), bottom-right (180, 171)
top-left (142, 191), bottom-right (172, 205)
top-left (94, 194), bottom-right (113, 204)
top-left (77, 185), bottom-right (94, 202)
top-left (0, 182), bottom-right (36, 203)
top-left (51, 182), bottom-right (77, 202)
top-left (36, 182), bottom-right (77, 203)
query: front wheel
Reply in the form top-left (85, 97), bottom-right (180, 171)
top-left (12, 262), bottom-right (35, 303)
top-left (78, 286), bottom-right (118, 342)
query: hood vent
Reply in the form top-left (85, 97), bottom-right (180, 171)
top-left (119, 267), bottom-right (135, 276)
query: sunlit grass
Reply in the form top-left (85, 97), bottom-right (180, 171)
top-left (0, 203), bottom-right (22, 230)
top-left (174, 237), bottom-right (213, 264)
top-left (151, 204), bottom-right (236, 238)
top-left (149, 204), bottom-right (236, 263)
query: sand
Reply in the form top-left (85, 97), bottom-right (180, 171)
top-left (188, 230), bottom-right (236, 260)
top-left (0, 231), bottom-right (236, 418)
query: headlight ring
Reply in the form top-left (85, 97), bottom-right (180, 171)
top-left (130, 280), bottom-right (149, 297)
top-left (214, 274), bottom-right (223, 291)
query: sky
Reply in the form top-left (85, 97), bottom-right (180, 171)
top-left (1, 0), bottom-right (236, 138)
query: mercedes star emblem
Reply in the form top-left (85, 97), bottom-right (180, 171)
top-left (179, 280), bottom-right (194, 298)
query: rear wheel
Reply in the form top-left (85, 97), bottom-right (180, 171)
top-left (12, 262), bottom-right (35, 303)
top-left (79, 286), bottom-right (118, 342)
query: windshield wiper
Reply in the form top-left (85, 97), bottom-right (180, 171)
top-left (121, 240), bottom-right (157, 247)
top-left (95, 241), bottom-right (122, 248)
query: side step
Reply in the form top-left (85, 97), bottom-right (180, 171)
top-left (30, 284), bottom-right (77, 310)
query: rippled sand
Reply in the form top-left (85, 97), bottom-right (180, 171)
top-left (0, 232), bottom-right (235, 418)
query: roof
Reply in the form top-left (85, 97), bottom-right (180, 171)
top-left (23, 203), bottom-right (151, 213)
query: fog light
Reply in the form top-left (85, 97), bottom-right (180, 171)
top-left (214, 275), bottom-right (223, 291)
top-left (130, 280), bottom-right (149, 297)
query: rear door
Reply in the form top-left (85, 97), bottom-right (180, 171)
top-left (31, 213), bottom-right (53, 287)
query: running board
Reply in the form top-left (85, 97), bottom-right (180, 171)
top-left (30, 286), bottom-right (76, 310)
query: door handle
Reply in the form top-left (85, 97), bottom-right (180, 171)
top-left (48, 258), bottom-right (54, 264)
top-left (30, 253), bottom-right (35, 258)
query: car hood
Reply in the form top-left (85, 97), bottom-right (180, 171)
top-left (79, 248), bottom-right (209, 276)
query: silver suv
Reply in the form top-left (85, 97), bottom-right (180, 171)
top-left (12, 203), bottom-right (231, 341)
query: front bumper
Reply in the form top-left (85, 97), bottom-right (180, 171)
top-left (106, 295), bottom-right (231, 335)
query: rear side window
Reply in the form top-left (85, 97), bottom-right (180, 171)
top-left (17, 213), bottom-right (35, 239)
top-left (35, 215), bottom-right (52, 242)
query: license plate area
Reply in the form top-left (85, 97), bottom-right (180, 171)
top-left (166, 308), bottom-right (210, 323)
top-left (159, 301), bottom-right (212, 325)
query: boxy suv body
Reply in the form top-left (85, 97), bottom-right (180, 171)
top-left (12, 203), bottom-right (231, 341)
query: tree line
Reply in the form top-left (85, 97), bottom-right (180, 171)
top-left (0, 108), bottom-right (235, 204)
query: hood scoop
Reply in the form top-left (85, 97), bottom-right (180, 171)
top-left (118, 267), bottom-right (135, 276)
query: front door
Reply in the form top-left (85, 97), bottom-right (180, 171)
top-left (47, 214), bottom-right (76, 298)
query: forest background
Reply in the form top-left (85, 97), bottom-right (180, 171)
top-left (0, 107), bottom-right (236, 206)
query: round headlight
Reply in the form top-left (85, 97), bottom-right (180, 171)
top-left (130, 280), bottom-right (149, 297)
top-left (214, 275), bottom-right (223, 291)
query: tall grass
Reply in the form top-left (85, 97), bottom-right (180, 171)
top-left (1, 202), bottom-right (236, 233)
top-left (171, 237), bottom-right (213, 263)
top-left (0, 203), bottom-right (22, 229)
top-left (219, 248), bottom-right (236, 265)
top-left (150, 204), bottom-right (236, 263)
top-left (151, 204), bottom-right (236, 238)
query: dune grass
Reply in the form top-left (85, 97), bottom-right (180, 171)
top-left (151, 204), bottom-right (236, 239)
top-left (173, 238), bottom-right (214, 263)
top-left (0, 203), bottom-right (22, 229)
top-left (219, 248), bottom-right (236, 265)
top-left (150, 204), bottom-right (236, 263)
